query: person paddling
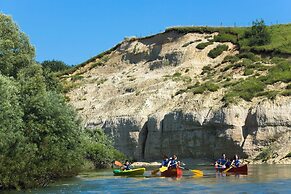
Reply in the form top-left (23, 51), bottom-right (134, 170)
top-left (215, 153), bottom-right (228, 168)
top-left (161, 155), bottom-right (169, 167)
top-left (168, 155), bottom-right (178, 169)
top-left (231, 154), bottom-right (241, 167)
top-left (121, 160), bottom-right (132, 170)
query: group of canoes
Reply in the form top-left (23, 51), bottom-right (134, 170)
top-left (113, 153), bottom-right (248, 177)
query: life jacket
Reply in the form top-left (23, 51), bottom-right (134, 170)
top-left (169, 159), bottom-right (177, 168)
top-left (234, 159), bottom-right (240, 167)
top-left (161, 159), bottom-right (169, 167)
top-left (123, 164), bottom-right (131, 170)
top-left (217, 158), bottom-right (227, 165)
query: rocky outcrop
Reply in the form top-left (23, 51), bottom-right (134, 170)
top-left (83, 97), bottom-right (291, 163)
top-left (65, 30), bottom-right (291, 163)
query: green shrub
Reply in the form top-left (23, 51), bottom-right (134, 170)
top-left (255, 147), bottom-right (273, 162)
top-left (256, 90), bottom-right (279, 99)
top-left (173, 72), bottom-right (182, 77)
top-left (244, 19), bottom-right (271, 46)
top-left (71, 75), bottom-right (84, 81)
top-left (261, 61), bottom-right (291, 84)
top-left (213, 33), bottom-right (238, 43)
top-left (285, 153), bottom-right (291, 158)
top-left (244, 68), bottom-right (254, 76)
top-left (201, 65), bottom-right (212, 75)
top-left (91, 61), bottom-right (104, 68)
top-left (191, 86), bottom-right (206, 94)
top-left (196, 42), bottom-right (213, 49)
top-left (208, 44), bottom-right (229, 58)
top-left (182, 40), bottom-right (197, 47)
top-left (224, 78), bottom-right (265, 103)
top-left (190, 81), bottom-right (219, 94)
top-left (82, 128), bottom-right (126, 169)
top-left (205, 82), bottom-right (220, 92)
top-left (286, 84), bottom-right (291, 89)
top-left (222, 55), bottom-right (240, 63)
top-left (237, 52), bottom-right (260, 61)
top-left (281, 90), bottom-right (291, 96)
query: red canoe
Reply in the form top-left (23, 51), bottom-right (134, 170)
top-left (215, 164), bottom-right (248, 175)
top-left (161, 167), bottom-right (183, 177)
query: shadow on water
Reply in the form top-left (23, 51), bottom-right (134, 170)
top-left (6, 164), bottom-right (291, 193)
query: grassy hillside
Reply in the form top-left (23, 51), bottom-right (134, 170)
top-left (167, 23), bottom-right (291, 55)
top-left (167, 23), bottom-right (291, 104)
top-left (62, 23), bottom-right (291, 105)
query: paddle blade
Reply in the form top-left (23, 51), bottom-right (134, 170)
top-left (159, 166), bottom-right (168, 172)
top-left (223, 166), bottom-right (232, 173)
top-left (114, 161), bottom-right (123, 167)
top-left (191, 170), bottom-right (204, 176)
top-left (151, 169), bottom-right (160, 175)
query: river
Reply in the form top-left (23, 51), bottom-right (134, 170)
top-left (8, 164), bottom-right (291, 193)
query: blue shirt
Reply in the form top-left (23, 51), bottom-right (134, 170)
top-left (161, 159), bottom-right (169, 167)
top-left (217, 158), bottom-right (227, 165)
top-left (233, 159), bottom-right (240, 167)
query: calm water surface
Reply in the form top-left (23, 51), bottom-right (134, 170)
top-left (9, 164), bottom-right (291, 193)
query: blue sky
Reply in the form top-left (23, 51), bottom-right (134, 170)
top-left (1, 0), bottom-right (290, 65)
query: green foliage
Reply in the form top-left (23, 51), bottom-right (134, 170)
top-left (0, 15), bottom-right (127, 190)
top-left (256, 90), bottom-right (279, 100)
top-left (213, 33), bottom-right (238, 44)
top-left (71, 74), bottom-right (84, 81)
top-left (281, 89), bottom-right (291, 96)
top-left (244, 68), bottom-right (254, 76)
top-left (201, 65), bottom-right (212, 75)
top-left (82, 128), bottom-right (126, 169)
top-left (41, 60), bottom-right (70, 72)
top-left (223, 78), bottom-right (265, 104)
top-left (208, 44), bottom-right (229, 58)
top-left (0, 14), bottom-right (35, 77)
top-left (244, 19), bottom-right (271, 46)
top-left (222, 55), bottom-right (240, 64)
top-left (237, 52), bottom-right (260, 61)
top-left (43, 69), bottom-right (63, 92)
top-left (190, 81), bottom-right (219, 94)
top-left (285, 153), bottom-right (291, 158)
top-left (196, 41), bottom-right (213, 49)
top-left (168, 72), bottom-right (192, 83)
top-left (260, 60), bottom-right (291, 84)
top-left (254, 147), bottom-right (273, 162)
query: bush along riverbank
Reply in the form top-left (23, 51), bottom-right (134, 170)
top-left (0, 13), bottom-right (125, 190)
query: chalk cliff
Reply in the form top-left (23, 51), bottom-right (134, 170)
top-left (63, 28), bottom-right (291, 163)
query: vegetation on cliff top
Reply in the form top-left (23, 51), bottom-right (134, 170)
top-left (62, 20), bottom-right (291, 104)
top-left (170, 20), bottom-right (291, 103)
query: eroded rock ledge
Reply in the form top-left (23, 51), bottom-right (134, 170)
top-left (85, 97), bottom-right (291, 163)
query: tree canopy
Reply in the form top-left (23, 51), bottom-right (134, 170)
top-left (0, 13), bottom-right (125, 190)
top-left (0, 14), bottom-right (35, 77)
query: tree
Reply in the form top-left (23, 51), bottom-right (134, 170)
top-left (245, 19), bottom-right (271, 46)
top-left (82, 128), bottom-right (126, 168)
top-left (0, 14), bottom-right (35, 77)
top-left (0, 75), bottom-right (37, 189)
top-left (41, 60), bottom-right (70, 72)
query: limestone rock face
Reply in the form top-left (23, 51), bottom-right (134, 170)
top-left (65, 30), bottom-right (291, 163)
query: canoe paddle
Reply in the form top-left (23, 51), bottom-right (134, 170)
top-left (183, 167), bottom-right (204, 176)
top-left (151, 166), bottom-right (168, 175)
top-left (159, 166), bottom-right (168, 172)
top-left (222, 165), bottom-right (234, 173)
top-left (114, 160), bottom-right (123, 167)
